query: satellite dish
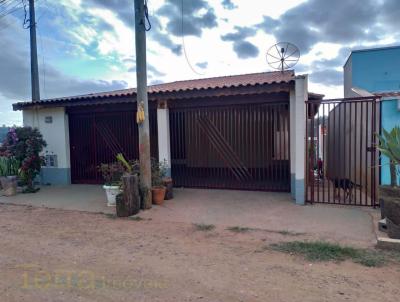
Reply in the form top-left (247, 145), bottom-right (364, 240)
top-left (266, 42), bottom-right (300, 72)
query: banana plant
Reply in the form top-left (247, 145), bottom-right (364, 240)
top-left (376, 126), bottom-right (400, 187)
top-left (116, 153), bottom-right (132, 173)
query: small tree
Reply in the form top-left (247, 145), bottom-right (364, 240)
top-left (376, 126), bottom-right (400, 187)
top-left (0, 127), bottom-right (47, 192)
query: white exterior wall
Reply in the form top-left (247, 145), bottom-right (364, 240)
top-left (344, 55), bottom-right (356, 98)
top-left (289, 88), bottom-right (296, 199)
top-left (157, 107), bottom-right (171, 176)
top-left (290, 75), bottom-right (308, 205)
top-left (23, 107), bottom-right (70, 184)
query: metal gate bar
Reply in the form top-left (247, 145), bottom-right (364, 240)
top-left (305, 97), bottom-right (380, 206)
top-left (170, 102), bottom-right (290, 191)
top-left (69, 110), bottom-right (158, 184)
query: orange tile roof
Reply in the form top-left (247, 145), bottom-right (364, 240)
top-left (14, 70), bottom-right (295, 109)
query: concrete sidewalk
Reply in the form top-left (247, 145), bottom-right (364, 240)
top-left (0, 185), bottom-right (379, 247)
top-left (140, 188), bottom-right (379, 247)
top-left (0, 185), bottom-right (114, 214)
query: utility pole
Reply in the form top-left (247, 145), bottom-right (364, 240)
top-left (29, 0), bottom-right (40, 101)
top-left (134, 0), bottom-right (152, 209)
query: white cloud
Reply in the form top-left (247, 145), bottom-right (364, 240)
top-left (1, 0), bottom-right (397, 125)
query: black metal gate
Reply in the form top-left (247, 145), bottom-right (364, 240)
top-left (169, 102), bottom-right (290, 191)
top-left (305, 97), bottom-right (380, 206)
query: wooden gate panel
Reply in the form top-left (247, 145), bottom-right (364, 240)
top-left (170, 103), bottom-right (290, 191)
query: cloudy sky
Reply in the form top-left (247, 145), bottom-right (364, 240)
top-left (0, 0), bottom-right (399, 125)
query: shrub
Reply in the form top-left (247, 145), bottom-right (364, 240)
top-left (151, 158), bottom-right (167, 187)
top-left (0, 127), bottom-right (46, 192)
top-left (99, 162), bottom-right (124, 186)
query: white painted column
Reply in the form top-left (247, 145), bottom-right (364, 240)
top-left (289, 88), bottom-right (296, 199)
top-left (293, 75), bottom-right (308, 205)
top-left (157, 103), bottom-right (171, 176)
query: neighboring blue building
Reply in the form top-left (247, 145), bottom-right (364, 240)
top-left (344, 46), bottom-right (400, 185)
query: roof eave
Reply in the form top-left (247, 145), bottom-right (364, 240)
top-left (13, 80), bottom-right (294, 111)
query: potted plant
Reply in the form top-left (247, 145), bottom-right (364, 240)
top-left (159, 159), bottom-right (173, 200)
top-left (376, 126), bottom-right (400, 239)
top-left (151, 158), bottom-right (166, 205)
top-left (99, 162), bottom-right (124, 206)
top-left (0, 156), bottom-right (19, 196)
top-left (0, 127), bottom-right (46, 193)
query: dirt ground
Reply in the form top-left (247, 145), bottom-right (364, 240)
top-left (0, 204), bottom-right (399, 302)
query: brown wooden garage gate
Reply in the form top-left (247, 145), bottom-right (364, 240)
top-left (169, 100), bottom-right (290, 191)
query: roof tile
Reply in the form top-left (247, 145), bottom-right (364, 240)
top-left (14, 70), bottom-right (295, 109)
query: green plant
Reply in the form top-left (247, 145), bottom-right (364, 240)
top-left (151, 158), bottom-right (167, 187)
top-left (227, 226), bottom-right (253, 233)
top-left (274, 230), bottom-right (304, 236)
top-left (99, 162), bottom-right (124, 186)
top-left (0, 156), bottom-right (20, 177)
top-left (270, 241), bottom-right (386, 267)
top-left (193, 223), bottom-right (215, 231)
top-left (0, 127), bottom-right (46, 192)
top-left (116, 154), bottom-right (140, 175)
top-left (376, 126), bottom-right (400, 187)
top-left (129, 216), bottom-right (144, 221)
top-left (0, 157), bottom-right (5, 177)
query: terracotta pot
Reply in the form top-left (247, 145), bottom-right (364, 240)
top-left (379, 186), bottom-right (400, 225)
top-left (163, 177), bottom-right (173, 200)
top-left (152, 186), bottom-right (166, 205)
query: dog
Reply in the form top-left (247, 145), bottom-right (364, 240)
top-left (332, 178), bottom-right (361, 202)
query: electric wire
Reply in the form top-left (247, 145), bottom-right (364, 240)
top-left (0, 0), bottom-right (23, 20)
top-left (37, 23), bottom-right (47, 99)
top-left (143, 0), bottom-right (151, 31)
top-left (22, 0), bottom-right (29, 28)
top-left (180, 0), bottom-right (205, 76)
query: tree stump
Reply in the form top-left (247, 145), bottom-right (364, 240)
top-left (116, 174), bottom-right (140, 217)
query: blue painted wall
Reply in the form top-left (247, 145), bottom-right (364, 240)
top-left (381, 99), bottom-right (400, 185)
top-left (347, 46), bottom-right (400, 185)
top-left (41, 168), bottom-right (71, 185)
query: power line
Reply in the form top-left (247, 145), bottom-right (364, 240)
top-left (0, 0), bottom-right (22, 20)
top-left (0, 0), bottom-right (18, 10)
top-left (22, 0), bottom-right (29, 28)
top-left (180, 0), bottom-right (205, 76)
top-left (37, 23), bottom-right (47, 99)
top-left (143, 0), bottom-right (151, 31)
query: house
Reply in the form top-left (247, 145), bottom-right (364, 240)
top-left (13, 71), bottom-right (321, 205)
top-left (344, 45), bottom-right (400, 186)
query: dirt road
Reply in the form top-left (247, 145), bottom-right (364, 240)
top-left (0, 204), bottom-right (399, 302)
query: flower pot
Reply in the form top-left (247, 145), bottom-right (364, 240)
top-left (163, 177), bottom-right (173, 200)
top-left (0, 176), bottom-right (17, 197)
top-left (379, 186), bottom-right (400, 225)
top-left (152, 186), bottom-right (166, 205)
top-left (103, 185), bottom-right (121, 207)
